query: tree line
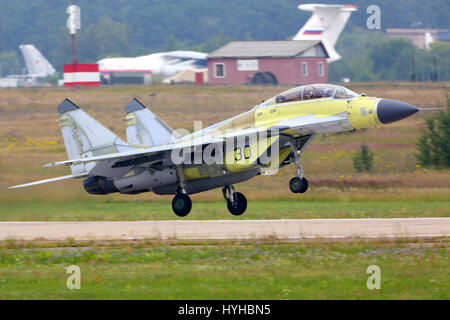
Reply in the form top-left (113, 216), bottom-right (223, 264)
top-left (0, 0), bottom-right (449, 81)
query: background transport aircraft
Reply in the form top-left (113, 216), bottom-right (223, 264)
top-left (98, 51), bottom-right (207, 84)
top-left (0, 45), bottom-right (56, 88)
top-left (98, 3), bottom-right (355, 83)
top-left (293, 3), bottom-right (358, 63)
top-left (11, 84), bottom-right (423, 217)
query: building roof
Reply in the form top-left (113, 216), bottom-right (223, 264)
top-left (208, 40), bottom-right (327, 59)
top-left (386, 28), bottom-right (441, 35)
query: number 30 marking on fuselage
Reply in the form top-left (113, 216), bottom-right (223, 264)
top-left (234, 146), bottom-right (251, 161)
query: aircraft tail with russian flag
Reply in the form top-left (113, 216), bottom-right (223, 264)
top-left (293, 3), bottom-right (357, 63)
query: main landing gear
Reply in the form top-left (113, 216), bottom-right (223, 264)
top-left (171, 165), bottom-right (249, 217)
top-left (172, 193), bottom-right (192, 217)
top-left (223, 185), bottom-right (247, 216)
top-left (172, 165), bottom-right (192, 217)
top-left (287, 135), bottom-right (309, 194)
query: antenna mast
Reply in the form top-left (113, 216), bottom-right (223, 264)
top-left (66, 2), bottom-right (81, 64)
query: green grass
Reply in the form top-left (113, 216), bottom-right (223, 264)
top-left (0, 241), bottom-right (448, 299)
top-left (0, 85), bottom-right (448, 300)
top-left (0, 199), bottom-right (449, 221)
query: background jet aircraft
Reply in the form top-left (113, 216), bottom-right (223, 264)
top-left (11, 84), bottom-right (422, 217)
top-left (0, 44), bottom-right (56, 88)
top-left (98, 51), bottom-right (207, 84)
top-left (97, 3), bottom-right (355, 83)
top-left (293, 3), bottom-right (358, 63)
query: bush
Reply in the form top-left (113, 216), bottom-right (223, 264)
top-left (44, 74), bottom-right (59, 86)
top-left (353, 143), bottom-right (374, 172)
top-left (415, 92), bottom-right (450, 168)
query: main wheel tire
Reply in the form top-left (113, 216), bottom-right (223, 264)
top-left (289, 177), bottom-right (309, 193)
top-left (227, 192), bottom-right (247, 216)
top-left (172, 193), bottom-right (192, 217)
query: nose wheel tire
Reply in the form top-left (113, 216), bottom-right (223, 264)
top-left (227, 192), bottom-right (247, 216)
top-left (172, 193), bottom-right (192, 217)
top-left (289, 177), bottom-right (309, 194)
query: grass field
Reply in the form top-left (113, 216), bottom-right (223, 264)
top-left (0, 239), bottom-right (448, 299)
top-left (0, 83), bottom-right (449, 300)
top-left (0, 196), bottom-right (448, 221)
top-left (1, 83), bottom-right (449, 220)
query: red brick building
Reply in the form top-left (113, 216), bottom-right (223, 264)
top-left (207, 40), bottom-right (329, 85)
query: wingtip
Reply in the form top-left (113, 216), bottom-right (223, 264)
top-left (125, 98), bottom-right (146, 115)
top-left (57, 98), bottom-right (79, 114)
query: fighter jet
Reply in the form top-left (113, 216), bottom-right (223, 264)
top-left (0, 45), bottom-right (56, 88)
top-left (10, 84), bottom-right (422, 216)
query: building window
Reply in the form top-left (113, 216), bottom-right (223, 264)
top-left (302, 62), bottom-right (308, 77)
top-left (214, 63), bottom-right (225, 78)
top-left (318, 62), bottom-right (324, 77)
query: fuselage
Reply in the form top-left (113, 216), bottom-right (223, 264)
top-left (172, 84), bottom-right (417, 185)
top-left (83, 84), bottom-right (418, 196)
top-left (98, 51), bottom-right (207, 79)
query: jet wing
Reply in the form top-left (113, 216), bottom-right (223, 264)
top-left (43, 135), bottom-right (225, 168)
top-left (43, 124), bottom-right (284, 169)
top-left (42, 112), bottom-right (350, 178)
top-left (162, 51), bottom-right (208, 61)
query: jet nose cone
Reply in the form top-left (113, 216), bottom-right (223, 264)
top-left (377, 99), bottom-right (419, 124)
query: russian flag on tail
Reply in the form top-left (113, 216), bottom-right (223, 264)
top-left (64, 63), bottom-right (101, 87)
top-left (303, 30), bottom-right (323, 35)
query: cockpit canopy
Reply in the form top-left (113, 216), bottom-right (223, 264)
top-left (253, 84), bottom-right (359, 110)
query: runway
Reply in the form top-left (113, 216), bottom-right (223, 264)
top-left (0, 218), bottom-right (448, 241)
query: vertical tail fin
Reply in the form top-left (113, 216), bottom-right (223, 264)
top-left (124, 99), bottom-right (180, 147)
top-left (293, 4), bottom-right (357, 63)
top-left (58, 99), bottom-right (130, 174)
top-left (19, 44), bottom-right (56, 77)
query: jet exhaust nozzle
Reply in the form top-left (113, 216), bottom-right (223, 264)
top-left (376, 99), bottom-right (419, 124)
top-left (83, 176), bottom-right (118, 195)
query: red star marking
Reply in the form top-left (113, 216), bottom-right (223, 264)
top-left (35, 60), bottom-right (40, 64)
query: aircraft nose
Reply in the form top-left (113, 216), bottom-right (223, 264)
top-left (376, 99), bottom-right (419, 124)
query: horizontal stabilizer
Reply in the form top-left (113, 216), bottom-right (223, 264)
top-left (9, 173), bottom-right (87, 189)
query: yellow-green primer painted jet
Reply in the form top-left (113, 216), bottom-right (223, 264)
top-left (10, 84), bottom-right (421, 217)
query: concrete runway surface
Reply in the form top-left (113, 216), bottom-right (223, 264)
top-left (0, 218), bottom-right (448, 241)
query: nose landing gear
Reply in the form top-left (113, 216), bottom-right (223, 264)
top-left (223, 185), bottom-right (247, 216)
top-left (289, 177), bottom-right (309, 193)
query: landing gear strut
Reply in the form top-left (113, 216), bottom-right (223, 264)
top-left (172, 165), bottom-right (192, 217)
top-left (223, 185), bottom-right (247, 216)
top-left (286, 135), bottom-right (309, 194)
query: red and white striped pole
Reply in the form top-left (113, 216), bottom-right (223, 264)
top-left (64, 4), bottom-right (100, 87)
